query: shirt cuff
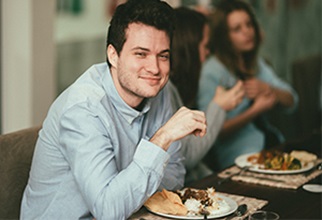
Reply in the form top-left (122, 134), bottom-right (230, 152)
top-left (133, 139), bottom-right (170, 175)
top-left (207, 101), bottom-right (226, 119)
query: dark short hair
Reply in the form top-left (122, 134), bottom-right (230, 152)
top-left (106, 0), bottom-right (175, 67)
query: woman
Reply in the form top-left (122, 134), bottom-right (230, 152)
top-left (197, 0), bottom-right (298, 170)
top-left (167, 7), bottom-right (244, 183)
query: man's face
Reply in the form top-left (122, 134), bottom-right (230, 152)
top-left (109, 23), bottom-right (171, 108)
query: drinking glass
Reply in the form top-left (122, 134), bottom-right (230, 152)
top-left (248, 211), bottom-right (279, 220)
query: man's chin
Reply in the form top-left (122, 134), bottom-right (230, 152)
top-left (143, 84), bottom-right (167, 98)
top-left (142, 88), bottom-right (163, 99)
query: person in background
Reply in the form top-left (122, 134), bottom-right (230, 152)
top-left (197, 0), bottom-right (298, 171)
top-left (168, 7), bottom-right (244, 183)
top-left (20, 0), bottom-right (208, 219)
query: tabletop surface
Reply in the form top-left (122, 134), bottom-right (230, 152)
top-left (131, 131), bottom-right (322, 219)
top-left (187, 132), bottom-right (322, 220)
top-left (188, 170), bottom-right (322, 219)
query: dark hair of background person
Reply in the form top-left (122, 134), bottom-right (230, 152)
top-left (209, 0), bottom-right (262, 76)
top-left (170, 7), bottom-right (208, 109)
top-left (106, 0), bottom-right (175, 68)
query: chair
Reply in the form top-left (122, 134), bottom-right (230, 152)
top-left (292, 54), bottom-right (321, 135)
top-left (0, 126), bottom-right (41, 219)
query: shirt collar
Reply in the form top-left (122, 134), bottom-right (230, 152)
top-left (102, 65), bottom-right (151, 124)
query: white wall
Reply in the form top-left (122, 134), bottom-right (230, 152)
top-left (55, 0), bottom-right (108, 44)
top-left (1, 0), bottom-right (55, 133)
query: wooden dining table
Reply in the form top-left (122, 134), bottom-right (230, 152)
top-left (188, 168), bottom-right (322, 219)
top-left (187, 130), bottom-right (322, 220)
top-left (131, 130), bottom-right (322, 219)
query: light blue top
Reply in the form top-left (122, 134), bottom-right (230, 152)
top-left (197, 56), bottom-right (298, 170)
top-left (20, 63), bottom-right (185, 220)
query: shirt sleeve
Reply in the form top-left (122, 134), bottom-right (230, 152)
top-left (181, 102), bottom-right (226, 171)
top-left (59, 105), bottom-right (170, 219)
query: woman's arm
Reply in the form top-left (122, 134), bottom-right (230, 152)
top-left (220, 92), bottom-right (276, 138)
top-left (181, 82), bottom-right (244, 170)
top-left (244, 78), bottom-right (295, 108)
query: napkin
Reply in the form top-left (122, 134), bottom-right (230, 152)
top-left (218, 192), bottom-right (268, 220)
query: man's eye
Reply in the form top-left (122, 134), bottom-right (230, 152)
top-left (135, 52), bottom-right (146, 58)
top-left (159, 54), bottom-right (169, 61)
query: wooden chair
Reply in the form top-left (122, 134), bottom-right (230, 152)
top-left (292, 53), bottom-right (321, 136)
top-left (0, 126), bottom-right (41, 219)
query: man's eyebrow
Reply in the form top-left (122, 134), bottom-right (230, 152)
top-left (132, 47), bottom-right (149, 51)
top-left (159, 49), bottom-right (171, 54)
top-left (131, 47), bottom-right (170, 54)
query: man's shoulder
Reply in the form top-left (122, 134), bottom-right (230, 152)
top-left (52, 63), bottom-right (109, 113)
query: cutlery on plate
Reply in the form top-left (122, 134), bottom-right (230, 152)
top-left (304, 162), bottom-right (322, 177)
top-left (225, 204), bottom-right (248, 220)
top-left (218, 166), bottom-right (251, 185)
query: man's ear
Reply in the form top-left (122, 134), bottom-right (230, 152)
top-left (107, 44), bottom-right (118, 68)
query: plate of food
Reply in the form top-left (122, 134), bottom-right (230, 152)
top-left (235, 150), bottom-right (317, 174)
top-left (144, 187), bottom-right (238, 219)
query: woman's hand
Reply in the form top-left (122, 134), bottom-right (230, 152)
top-left (213, 80), bottom-right (245, 111)
top-left (250, 92), bottom-right (277, 114)
top-left (244, 78), bottom-right (272, 99)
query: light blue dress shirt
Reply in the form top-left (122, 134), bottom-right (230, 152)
top-left (197, 56), bottom-right (298, 170)
top-left (20, 63), bottom-right (185, 220)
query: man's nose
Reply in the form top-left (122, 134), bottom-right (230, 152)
top-left (146, 56), bottom-right (159, 74)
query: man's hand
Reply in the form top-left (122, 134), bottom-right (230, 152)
top-left (213, 80), bottom-right (245, 111)
top-left (150, 107), bottom-right (207, 151)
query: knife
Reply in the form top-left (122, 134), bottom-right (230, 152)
top-left (237, 174), bottom-right (286, 183)
top-left (217, 166), bottom-right (251, 185)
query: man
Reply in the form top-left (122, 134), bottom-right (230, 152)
top-left (20, 0), bottom-right (207, 219)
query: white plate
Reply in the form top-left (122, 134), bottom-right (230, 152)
top-left (235, 153), bottom-right (314, 174)
top-left (146, 194), bottom-right (238, 219)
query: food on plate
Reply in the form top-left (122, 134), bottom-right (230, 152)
top-left (145, 187), bottom-right (231, 217)
top-left (144, 189), bottom-right (187, 216)
top-left (247, 150), bottom-right (307, 170)
top-left (175, 187), bottom-right (219, 216)
top-left (290, 150), bottom-right (317, 165)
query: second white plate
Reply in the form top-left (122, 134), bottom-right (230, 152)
top-left (235, 153), bottom-right (314, 174)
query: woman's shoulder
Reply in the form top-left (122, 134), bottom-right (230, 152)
top-left (204, 55), bottom-right (223, 68)
top-left (257, 57), bottom-right (274, 69)
top-left (256, 56), bottom-right (276, 76)
top-left (202, 55), bottom-right (229, 75)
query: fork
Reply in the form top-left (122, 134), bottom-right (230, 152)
top-left (217, 166), bottom-right (251, 185)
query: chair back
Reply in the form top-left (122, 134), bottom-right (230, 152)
top-left (0, 126), bottom-right (41, 219)
top-left (292, 54), bottom-right (321, 135)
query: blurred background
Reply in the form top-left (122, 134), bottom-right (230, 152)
top-left (1, 0), bottom-right (321, 144)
